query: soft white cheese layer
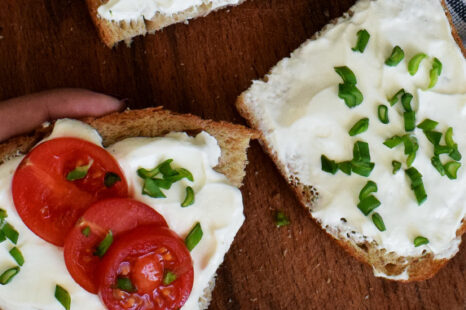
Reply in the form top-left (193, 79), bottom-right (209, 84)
top-left (0, 119), bottom-right (244, 310)
top-left (243, 0), bottom-right (466, 264)
top-left (98, 0), bottom-right (241, 21)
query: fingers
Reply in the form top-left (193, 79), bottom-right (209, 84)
top-left (0, 89), bottom-right (125, 142)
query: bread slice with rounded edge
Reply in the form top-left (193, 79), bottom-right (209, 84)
top-left (86, 0), bottom-right (247, 48)
top-left (0, 106), bottom-right (258, 309)
top-left (236, 0), bottom-right (466, 282)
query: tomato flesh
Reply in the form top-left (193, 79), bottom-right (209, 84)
top-left (99, 226), bottom-right (194, 310)
top-left (64, 198), bottom-right (167, 293)
top-left (12, 138), bottom-right (128, 246)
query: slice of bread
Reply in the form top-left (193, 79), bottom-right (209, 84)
top-left (237, 0), bottom-right (466, 282)
top-left (0, 107), bottom-right (258, 308)
top-left (86, 0), bottom-right (246, 47)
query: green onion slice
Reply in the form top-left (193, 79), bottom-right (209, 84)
top-left (2, 223), bottom-right (19, 244)
top-left (405, 167), bottom-right (423, 188)
top-left (417, 119), bottom-right (438, 131)
top-left (357, 195), bottom-right (381, 216)
top-left (321, 155), bottom-right (338, 175)
top-left (408, 53), bottom-right (427, 75)
top-left (94, 230), bottom-right (113, 257)
top-left (431, 156), bottom-right (446, 176)
top-left (378, 105), bottom-right (389, 124)
top-left (0, 230), bottom-right (5, 243)
top-left (406, 152), bottom-right (416, 167)
top-left (385, 46), bottom-right (405, 66)
top-left (351, 161), bottom-right (375, 177)
top-left (0, 209), bottom-right (7, 219)
top-left (383, 135), bottom-right (403, 148)
top-left (403, 135), bottom-right (419, 155)
top-left (428, 58), bottom-right (442, 89)
top-left (338, 83), bottom-right (364, 108)
top-left (81, 226), bottom-right (91, 237)
top-left (116, 277), bottom-right (136, 292)
top-left (185, 222), bottom-right (203, 251)
top-left (359, 180), bottom-right (378, 200)
top-left (401, 92), bottom-right (413, 112)
top-left (104, 172), bottom-right (121, 188)
top-left (142, 178), bottom-right (166, 198)
top-left (424, 131), bottom-right (442, 146)
top-left (349, 118), bottom-right (369, 136)
top-left (137, 166), bottom-right (160, 179)
top-left (414, 236), bottom-right (429, 247)
top-left (404, 111), bottom-right (416, 132)
top-left (55, 285), bottom-right (71, 310)
top-left (388, 89), bottom-right (405, 106)
top-left (413, 183), bottom-right (427, 205)
top-left (275, 211), bottom-right (290, 227)
top-left (352, 29), bottom-right (370, 53)
top-left (371, 213), bottom-right (386, 231)
top-left (444, 127), bottom-right (456, 148)
top-left (334, 66), bottom-right (357, 84)
top-left (9, 247), bottom-right (24, 266)
top-left (392, 161), bottom-right (402, 174)
top-left (434, 145), bottom-right (452, 156)
top-left (353, 141), bottom-right (371, 163)
top-left (66, 161), bottom-right (93, 181)
top-left (181, 187), bottom-right (195, 208)
top-left (338, 161), bottom-right (352, 175)
top-left (449, 148), bottom-right (462, 161)
top-left (444, 161), bottom-right (461, 180)
top-left (0, 267), bottom-right (20, 285)
top-left (163, 270), bottom-right (177, 286)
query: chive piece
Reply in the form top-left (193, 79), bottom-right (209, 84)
top-left (428, 58), bottom-right (442, 89)
top-left (378, 105), bottom-right (389, 124)
top-left (359, 180), bottom-right (378, 200)
top-left (357, 195), bottom-right (381, 216)
top-left (55, 285), bottom-right (71, 310)
top-left (174, 168), bottom-right (194, 182)
top-left (2, 223), bottom-right (18, 244)
top-left (81, 226), bottom-right (91, 237)
top-left (406, 152), bottom-right (416, 167)
top-left (414, 236), bottom-right (429, 247)
top-left (152, 178), bottom-right (173, 190)
top-left (417, 119), bottom-right (439, 131)
top-left (94, 231), bottom-right (113, 257)
top-left (158, 159), bottom-right (177, 177)
top-left (403, 135), bottom-right (419, 155)
top-left (405, 167), bottom-right (423, 188)
top-left (434, 145), bottom-right (451, 156)
top-left (163, 270), bottom-right (177, 286)
top-left (275, 211), bottom-right (290, 227)
top-left (0, 230), bottom-right (5, 243)
top-left (385, 46), bottom-right (405, 66)
top-left (353, 141), bottom-right (371, 163)
top-left (408, 53), bottom-right (427, 75)
top-left (9, 247), bottom-right (24, 266)
top-left (444, 161), bottom-right (461, 180)
top-left (424, 131), bottom-right (442, 145)
top-left (413, 183), bottom-right (428, 205)
top-left (372, 213), bottom-right (386, 231)
top-left (338, 161), bottom-right (352, 175)
top-left (0, 267), bottom-right (20, 285)
top-left (338, 83), bottom-right (364, 108)
top-left (321, 155), bottom-right (338, 175)
top-left (181, 187), bottom-right (195, 208)
top-left (401, 92), bottom-right (413, 112)
top-left (352, 29), bottom-right (370, 53)
top-left (383, 136), bottom-right (403, 148)
top-left (104, 172), bottom-right (121, 188)
top-left (0, 209), bottom-right (7, 219)
top-left (137, 167), bottom-right (159, 179)
top-left (66, 162), bottom-right (93, 181)
top-left (404, 111), bottom-right (416, 132)
top-left (449, 148), bottom-right (462, 161)
top-left (116, 277), bottom-right (136, 292)
top-left (444, 127), bottom-right (456, 148)
top-left (334, 66), bottom-right (357, 84)
top-left (431, 156), bottom-right (446, 176)
top-left (142, 178), bottom-right (166, 198)
top-left (351, 161), bottom-right (375, 177)
top-left (185, 223), bottom-right (203, 251)
top-left (392, 161), bottom-right (402, 174)
top-left (349, 118), bottom-right (369, 136)
top-left (388, 89), bottom-right (405, 106)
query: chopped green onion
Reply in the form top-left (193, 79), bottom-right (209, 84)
top-left (81, 226), bottom-right (91, 237)
top-left (408, 53), bottom-right (427, 75)
top-left (352, 29), bottom-right (370, 53)
top-left (55, 285), bottom-right (71, 310)
top-left (392, 161), bottom-right (402, 174)
top-left (388, 89), bottom-right (405, 106)
top-left (424, 131), bottom-right (442, 145)
top-left (104, 172), bottom-right (121, 188)
top-left (359, 180), bottom-right (378, 200)
top-left (357, 195), bottom-right (381, 216)
top-left (413, 183), bottom-right (427, 205)
top-left (403, 135), bottom-right (419, 155)
top-left (405, 167), bottom-right (423, 188)
top-left (371, 213), bottom-right (386, 231)
top-left (116, 277), bottom-right (136, 292)
top-left (0, 267), bottom-right (20, 285)
top-left (181, 187), bottom-right (195, 208)
top-left (401, 92), bottom-right (413, 112)
top-left (66, 161), bottom-right (93, 181)
top-left (142, 178), bottom-right (166, 198)
top-left (383, 135), bottom-right (403, 148)
top-left (172, 168), bottom-right (194, 182)
top-left (94, 231), bottom-right (113, 257)
top-left (275, 211), bottom-right (290, 227)
top-left (404, 111), bottom-right (416, 132)
top-left (152, 178), bottom-right (173, 190)
top-left (351, 161), bottom-right (375, 177)
top-left (449, 148), bottom-right (462, 161)
top-left (0, 209), bottom-right (7, 219)
top-left (431, 156), bottom-right (446, 176)
top-left (338, 161), bottom-right (352, 175)
top-left (338, 83), bottom-right (364, 108)
top-left (185, 222), bottom-right (203, 251)
top-left (321, 155), bottom-right (338, 175)
top-left (0, 230), bottom-right (6, 243)
top-left (385, 46), bottom-right (405, 66)
top-left (414, 236), bottom-right (429, 247)
top-left (417, 119), bottom-right (439, 131)
top-left (444, 127), bottom-right (456, 148)
top-left (378, 105), bottom-right (389, 124)
top-left (444, 161), bottom-right (461, 180)
top-left (353, 141), bottom-right (371, 163)
top-left (428, 58), bottom-right (442, 89)
top-left (349, 118), bottom-right (369, 136)
top-left (163, 270), bottom-right (177, 286)
top-left (406, 152), bottom-right (416, 167)
top-left (434, 145), bottom-right (452, 156)
top-left (137, 167), bottom-right (159, 179)
top-left (2, 223), bottom-right (18, 244)
top-left (334, 66), bottom-right (357, 84)
top-left (9, 247), bottom-right (24, 266)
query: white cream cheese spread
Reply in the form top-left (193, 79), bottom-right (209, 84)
top-left (98, 0), bottom-right (241, 22)
top-left (0, 119), bottom-right (244, 309)
top-left (242, 0), bottom-right (466, 274)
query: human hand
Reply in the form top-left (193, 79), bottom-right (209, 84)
top-left (0, 89), bottom-right (124, 142)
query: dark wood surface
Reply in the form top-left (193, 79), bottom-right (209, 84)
top-left (0, 0), bottom-right (464, 309)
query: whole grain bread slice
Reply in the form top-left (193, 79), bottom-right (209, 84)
top-left (86, 0), bottom-right (247, 47)
top-left (236, 0), bottom-right (466, 282)
top-left (0, 107), bottom-right (258, 309)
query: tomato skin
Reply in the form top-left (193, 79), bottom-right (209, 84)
top-left (64, 198), bottom-right (168, 294)
top-left (12, 138), bottom-right (128, 246)
top-left (99, 226), bottom-right (194, 310)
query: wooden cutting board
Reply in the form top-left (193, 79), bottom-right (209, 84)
top-left (0, 0), bottom-right (464, 309)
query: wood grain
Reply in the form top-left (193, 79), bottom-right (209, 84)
top-left (0, 0), bottom-right (464, 309)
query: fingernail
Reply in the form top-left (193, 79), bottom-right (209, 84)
top-left (118, 98), bottom-right (129, 111)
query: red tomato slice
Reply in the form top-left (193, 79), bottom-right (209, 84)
top-left (12, 137), bottom-right (128, 246)
top-left (99, 226), bottom-right (194, 310)
top-left (64, 198), bottom-right (168, 294)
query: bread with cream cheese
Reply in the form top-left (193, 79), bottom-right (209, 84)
top-left (236, 0), bottom-right (466, 282)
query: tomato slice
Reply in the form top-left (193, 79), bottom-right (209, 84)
top-left (64, 198), bottom-right (168, 294)
top-left (12, 138), bottom-right (128, 246)
top-left (99, 226), bottom-right (194, 310)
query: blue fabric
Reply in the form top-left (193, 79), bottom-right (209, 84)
top-left (446, 0), bottom-right (466, 44)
